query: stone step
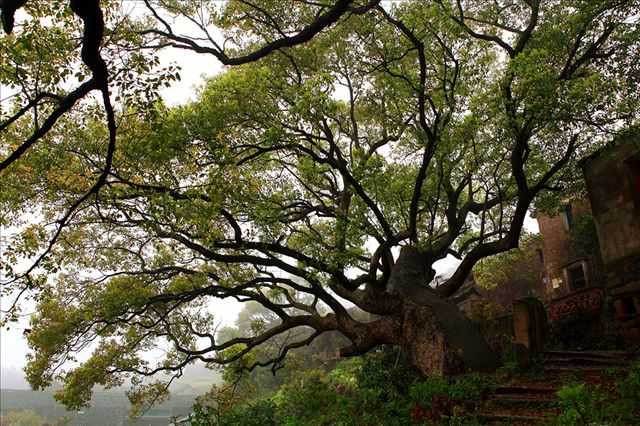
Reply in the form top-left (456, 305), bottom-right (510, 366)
top-left (543, 356), bottom-right (630, 367)
top-left (543, 365), bottom-right (612, 373)
top-left (477, 411), bottom-right (549, 424)
top-left (542, 350), bottom-right (631, 360)
top-left (491, 393), bottom-right (556, 408)
top-left (495, 385), bottom-right (557, 395)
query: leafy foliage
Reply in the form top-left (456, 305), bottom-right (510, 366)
top-left (474, 233), bottom-right (543, 291)
top-left (2, 0), bottom-right (640, 412)
top-left (568, 213), bottom-right (600, 258)
top-left (549, 360), bottom-right (640, 425)
top-left (189, 348), bottom-right (503, 425)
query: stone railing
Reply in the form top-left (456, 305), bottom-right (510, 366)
top-left (548, 287), bottom-right (604, 323)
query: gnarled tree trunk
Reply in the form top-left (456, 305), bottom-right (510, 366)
top-left (339, 246), bottom-right (499, 376)
top-left (392, 246), bottom-right (499, 375)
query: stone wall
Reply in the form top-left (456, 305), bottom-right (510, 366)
top-left (582, 136), bottom-right (640, 344)
top-left (583, 140), bottom-right (640, 266)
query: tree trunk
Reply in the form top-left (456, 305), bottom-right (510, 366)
top-left (390, 246), bottom-right (499, 376)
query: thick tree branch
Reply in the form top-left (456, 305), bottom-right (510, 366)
top-left (142, 0), bottom-right (380, 66)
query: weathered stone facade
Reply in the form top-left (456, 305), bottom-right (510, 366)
top-left (447, 135), bottom-right (640, 348)
top-left (582, 139), bottom-right (640, 266)
top-left (532, 135), bottom-right (640, 345)
top-left (582, 135), bottom-right (640, 344)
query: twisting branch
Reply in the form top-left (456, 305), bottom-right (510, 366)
top-left (0, 79), bottom-right (98, 173)
top-left (0, 92), bottom-right (62, 132)
top-left (375, 5), bottom-right (439, 243)
top-left (142, 0), bottom-right (381, 65)
top-left (0, 0), bottom-right (27, 34)
top-left (1, 0), bottom-right (116, 295)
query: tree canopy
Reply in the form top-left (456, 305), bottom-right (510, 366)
top-left (1, 0), bottom-right (639, 411)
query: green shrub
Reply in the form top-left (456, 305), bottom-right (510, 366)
top-left (619, 360), bottom-right (640, 410)
top-left (273, 370), bottom-right (335, 421)
top-left (354, 347), bottom-right (420, 398)
top-left (409, 377), bottom-right (451, 408)
top-left (550, 376), bottom-right (639, 426)
top-left (552, 383), bottom-right (610, 425)
top-left (268, 357), bottom-right (418, 426)
top-left (448, 374), bottom-right (497, 402)
top-left (409, 374), bottom-right (496, 408)
top-left (219, 400), bottom-right (278, 426)
top-left (190, 351), bottom-right (495, 426)
top-left (190, 398), bottom-right (277, 426)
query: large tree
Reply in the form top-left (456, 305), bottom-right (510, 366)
top-left (1, 0), bottom-right (639, 410)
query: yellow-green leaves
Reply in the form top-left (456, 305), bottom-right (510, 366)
top-left (54, 341), bottom-right (142, 410)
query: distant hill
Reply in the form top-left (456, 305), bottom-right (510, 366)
top-left (1, 389), bottom-right (196, 426)
top-left (1, 361), bottom-right (222, 395)
top-left (0, 361), bottom-right (221, 424)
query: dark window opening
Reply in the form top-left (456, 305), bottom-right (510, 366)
top-left (561, 204), bottom-right (574, 230)
top-left (567, 264), bottom-right (587, 290)
top-left (536, 248), bottom-right (544, 264)
top-left (620, 297), bottom-right (637, 316)
top-left (623, 256), bottom-right (640, 284)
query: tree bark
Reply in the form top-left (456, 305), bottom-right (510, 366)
top-left (389, 246), bottom-right (499, 375)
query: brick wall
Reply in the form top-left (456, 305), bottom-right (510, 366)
top-left (537, 200), bottom-right (593, 301)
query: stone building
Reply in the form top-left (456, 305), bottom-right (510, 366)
top-left (534, 133), bottom-right (640, 345)
top-left (581, 135), bottom-right (640, 343)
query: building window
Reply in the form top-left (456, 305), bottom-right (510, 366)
top-left (536, 248), bottom-right (544, 264)
top-left (620, 297), bottom-right (637, 317)
top-left (561, 203), bottom-right (574, 231)
top-left (567, 263), bottom-right (587, 290)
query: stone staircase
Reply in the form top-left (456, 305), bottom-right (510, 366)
top-left (476, 350), bottom-right (633, 424)
top-left (477, 384), bottom-right (559, 424)
top-left (542, 350), bottom-right (631, 372)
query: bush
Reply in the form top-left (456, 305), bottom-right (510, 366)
top-left (619, 360), bottom-right (640, 411)
top-left (409, 373), bottom-right (496, 424)
top-left (409, 374), bottom-right (496, 407)
top-left (189, 350), bottom-right (496, 426)
top-left (550, 365), bottom-right (640, 426)
top-left (354, 347), bottom-right (421, 398)
top-left (552, 383), bottom-right (610, 425)
top-left (409, 377), bottom-right (451, 408)
top-left (270, 357), bottom-right (417, 426)
top-left (218, 400), bottom-right (278, 426)
top-left (272, 370), bottom-right (336, 422)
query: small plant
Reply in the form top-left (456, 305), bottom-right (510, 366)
top-left (605, 366), bottom-right (624, 377)
top-left (218, 400), bottom-right (278, 426)
top-left (409, 373), bottom-right (495, 424)
top-left (552, 383), bottom-right (610, 425)
top-left (497, 360), bottom-right (519, 375)
top-left (273, 370), bottom-right (335, 421)
top-left (549, 375), bottom-right (639, 426)
top-left (411, 394), bottom-right (455, 423)
top-left (448, 374), bottom-right (497, 402)
top-left (497, 353), bottom-right (544, 378)
top-left (619, 360), bottom-right (640, 411)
